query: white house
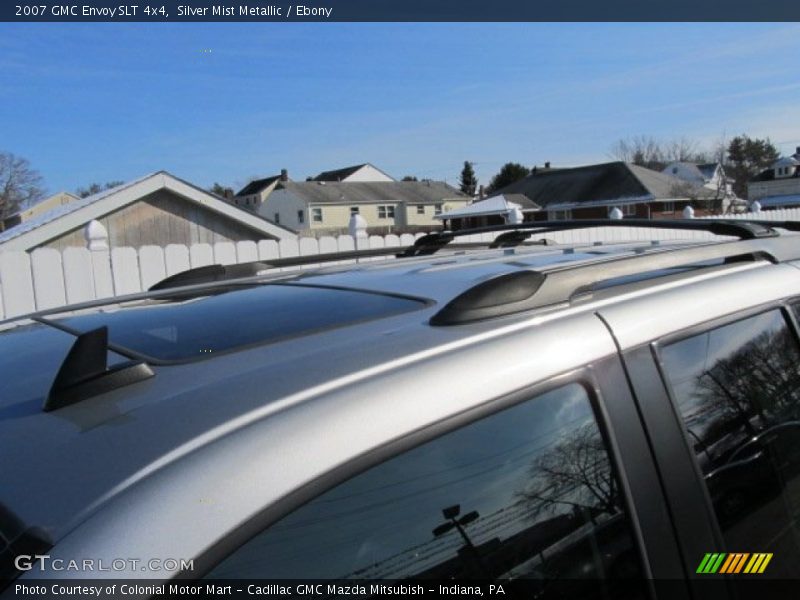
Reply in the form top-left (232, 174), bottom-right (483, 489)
top-left (436, 194), bottom-right (541, 229)
top-left (748, 147), bottom-right (800, 208)
top-left (662, 161), bottom-right (736, 211)
top-left (231, 170), bottom-right (288, 212)
top-left (0, 171), bottom-right (296, 253)
top-left (262, 180), bottom-right (469, 235)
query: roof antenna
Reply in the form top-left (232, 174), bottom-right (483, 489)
top-left (44, 326), bottom-right (154, 412)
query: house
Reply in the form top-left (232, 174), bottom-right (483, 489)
top-left (436, 194), bottom-right (541, 230)
top-left (312, 163), bottom-right (395, 183)
top-left (662, 161), bottom-right (735, 199)
top-left (2, 191), bottom-right (80, 231)
top-left (748, 147), bottom-right (800, 209)
top-left (262, 180), bottom-right (469, 235)
top-left (0, 171), bottom-right (296, 253)
top-left (231, 170), bottom-right (288, 212)
top-left (496, 161), bottom-right (720, 220)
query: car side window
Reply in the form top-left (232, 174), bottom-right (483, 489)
top-left (659, 309), bottom-right (800, 577)
top-left (206, 383), bottom-right (647, 596)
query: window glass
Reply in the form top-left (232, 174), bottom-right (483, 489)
top-left (206, 384), bottom-right (646, 597)
top-left (660, 310), bottom-right (800, 577)
top-left (417, 205), bottom-right (425, 214)
top-left (312, 208), bottom-right (322, 222)
top-left (49, 285), bottom-right (427, 362)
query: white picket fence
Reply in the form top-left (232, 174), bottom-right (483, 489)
top-left (1, 208), bottom-right (798, 321)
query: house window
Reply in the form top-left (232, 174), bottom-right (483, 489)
top-left (622, 204), bottom-right (636, 216)
top-left (274, 213), bottom-right (280, 225)
top-left (312, 208), bottom-right (323, 222)
top-left (350, 207), bottom-right (360, 215)
top-left (662, 201), bottom-right (675, 213)
top-left (416, 205), bottom-right (425, 214)
top-left (434, 203), bottom-right (442, 215)
top-left (549, 209), bottom-right (572, 220)
top-left (377, 205), bottom-right (395, 220)
top-left (297, 210), bottom-right (305, 224)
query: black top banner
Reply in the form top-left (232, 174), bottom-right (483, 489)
top-left (3, 0), bottom-right (800, 22)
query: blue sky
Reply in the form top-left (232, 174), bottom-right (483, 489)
top-left (1, 22), bottom-right (799, 194)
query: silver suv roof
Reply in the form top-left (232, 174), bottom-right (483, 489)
top-left (3, 220), bottom-right (800, 565)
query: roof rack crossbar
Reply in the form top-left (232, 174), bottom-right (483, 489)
top-left (431, 236), bottom-right (793, 326)
top-left (443, 218), bottom-right (781, 241)
top-left (390, 218), bottom-right (785, 258)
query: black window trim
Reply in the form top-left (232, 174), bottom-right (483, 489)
top-left (190, 366), bottom-right (654, 581)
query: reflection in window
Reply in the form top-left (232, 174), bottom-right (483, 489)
top-left (661, 310), bottom-right (800, 577)
top-left (207, 384), bottom-right (645, 597)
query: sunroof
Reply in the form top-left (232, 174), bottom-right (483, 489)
top-left (44, 284), bottom-right (428, 363)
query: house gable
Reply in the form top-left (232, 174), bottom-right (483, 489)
top-left (0, 171), bottom-right (295, 252)
top-left (312, 163), bottom-right (395, 183)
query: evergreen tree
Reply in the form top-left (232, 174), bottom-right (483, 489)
top-left (458, 161), bottom-right (478, 196)
top-left (726, 135), bottom-right (780, 197)
top-left (487, 163), bottom-right (530, 194)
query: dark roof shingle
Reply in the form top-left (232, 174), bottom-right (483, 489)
top-left (312, 164), bottom-right (369, 182)
top-left (236, 175), bottom-right (281, 197)
top-left (498, 161), bottom-right (715, 208)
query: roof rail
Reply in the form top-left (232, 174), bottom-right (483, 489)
top-left (147, 243), bottom-right (488, 291)
top-left (430, 235), bottom-right (799, 326)
top-left (148, 219), bottom-right (798, 291)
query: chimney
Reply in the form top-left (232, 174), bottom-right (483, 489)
top-left (280, 169), bottom-right (288, 182)
top-left (478, 185), bottom-right (485, 199)
top-left (544, 161), bottom-right (551, 169)
top-left (223, 189), bottom-right (233, 200)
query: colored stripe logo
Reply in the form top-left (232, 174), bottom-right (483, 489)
top-left (697, 553), bottom-right (772, 574)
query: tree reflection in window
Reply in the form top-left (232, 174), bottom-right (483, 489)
top-left (206, 383), bottom-right (645, 597)
top-left (661, 309), bottom-right (800, 577)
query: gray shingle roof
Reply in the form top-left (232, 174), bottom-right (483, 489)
top-left (277, 181), bottom-right (468, 205)
top-left (497, 161), bottom-right (715, 209)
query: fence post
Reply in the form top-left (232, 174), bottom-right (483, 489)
top-left (0, 251), bottom-right (35, 318)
